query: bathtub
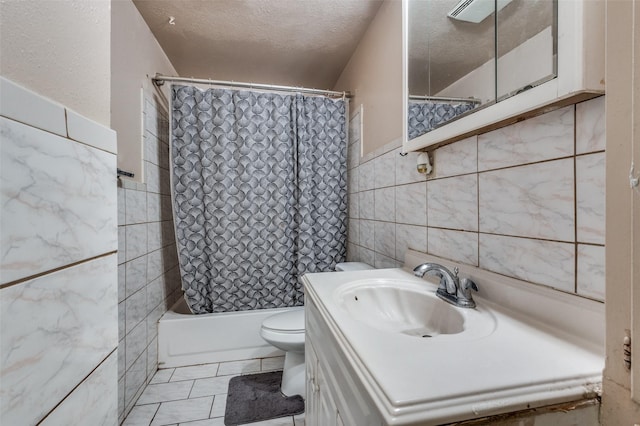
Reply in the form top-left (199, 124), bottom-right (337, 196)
top-left (158, 298), bottom-right (293, 368)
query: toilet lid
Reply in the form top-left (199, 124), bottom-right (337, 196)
top-left (262, 308), bottom-right (305, 333)
top-left (335, 262), bottom-right (374, 272)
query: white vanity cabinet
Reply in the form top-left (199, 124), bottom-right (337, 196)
top-left (305, 336), bottom-right (343, 426)
top-left (305, 298), bottom-right (384, 426)
top-left (302, 260), bottom-right (604, 426)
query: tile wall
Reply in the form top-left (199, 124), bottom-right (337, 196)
top-left (347, 96), bottom-right (606, 301)
top-left (118, 93), bottom-right (182, 422)
top-left (0, 77), bottom-right (118, 424)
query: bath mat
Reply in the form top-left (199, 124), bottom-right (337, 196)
top-left (224, 371), bottom-right (304, 425)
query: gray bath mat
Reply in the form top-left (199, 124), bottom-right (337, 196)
top-left (224, 371), bottom-right (304, 425)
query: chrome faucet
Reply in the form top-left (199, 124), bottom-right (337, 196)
top-left (413, 262), bottom-right (478, 308)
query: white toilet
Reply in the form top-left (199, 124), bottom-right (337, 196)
top-left (260, 262), bottom-right (374, 398)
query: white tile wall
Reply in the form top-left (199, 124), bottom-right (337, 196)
top-left (374, 221), bottom-right (396, 258)
top-left (358, 160), bottom-right (375, 192)
top-left (0, 117), bottom-right (117, 285)
top-left (427, 174), bottom-right (478, 232)
top-left (118, 95), bottom-right (182, 422)
top-left (479, 159), bottom-right (575, 241)
top-left (126, 290), bottom-right (147, 335)
top-left (576, 152), bottom-right (606, 245)
top-left (428, 228), bottom-right (479, 266)
top-left (577, 244), bottom-right (606, 299)
top-left (348, 96), bottom-right (606, 301)
top-left (360, 220), bottom-right (375, 250)
top-left (359, 190), bottom-right (374, 220)
top-left (374, 187), bottom-right (395, 221)
top-left (0, 78), bottom-right (118, 424)
top-left (395, 224), bottom-right (427, 260)
top-left (374, 150), bottom-right (396, 188)
top-left (395, 182), bottom-right (427, 226)
top-left (0, 76), bottom-right (67, 137)
top-left (576, 96), bottom-right (606, 154)
top-left (66, 108), bottom-right (118, 154)
top-left (40, 352), bottom-right (119, 426)
top-left (477, 106), bottom-right (574, 171)
top-left (0, 255), bottom-right (118, 425)
top-left (479, 234), bottom-right (575, 292)
top-left (433, 135), bottom-right (477, 178)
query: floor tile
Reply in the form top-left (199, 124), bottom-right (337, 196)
top-left (217, 359), bottom-right (261, 376)
top-left (124, 356), bottom-right (305, 426)
top-left (190, 375), bottom-right (234, 398)
top-left (150, 369), bottom-right (175, 384)
top-left (122, 404), bottom-right (159, 426)
top-left (137, 381), bottom-right (194, 405)
top-left (150, 396), bottom-right (213, 426)
top-left (261, 357), bottom-right (285, 372)
top-left (247, 416), bottom-right (295, 426)
top-left (179, 419), bottom-right (225, 426)
top-left (210, 393), bottom-right (227, 418)
top-left (171, 363), bottom-right (219, 382)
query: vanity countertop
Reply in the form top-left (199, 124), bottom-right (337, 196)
top-left (302, 260), bottom-right (604, 425)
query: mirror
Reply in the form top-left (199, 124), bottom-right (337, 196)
top-left (407, 0), bottom-right (557, 141)
top-left (496, 0), bottom-right (557, 101)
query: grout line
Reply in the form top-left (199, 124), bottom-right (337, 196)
top-left (573, 104), bottom-right (579, 294)
top-left (0, 251), bottom-right (117, 290)
top-left (37, 349), bottom-right (117, 425)
top-left (186, 379), bottom-right (196, 399)
top-left (476, 154), bottom-right (576, 175)
top-left (352, 222), bottom-right (579, 245)
top-left (148, 403), bottom-right (161, 426)
top-left (476, 137), bottom-right (480, 266)
top-left (575, 149), bottom-right (606, 157)
top-left (208, 394), bottom-right (217, 419)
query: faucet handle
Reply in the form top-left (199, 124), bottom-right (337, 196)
top-left (458, 278), bottom-right (478, 307)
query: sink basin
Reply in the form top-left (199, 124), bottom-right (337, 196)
top-left (335, 279), bottom-right (466, 338)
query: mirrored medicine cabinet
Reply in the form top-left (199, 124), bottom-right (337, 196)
top-left (402, 0), bottom-right (605, 152)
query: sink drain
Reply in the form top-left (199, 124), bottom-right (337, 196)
top-left (402, 327), bottom-right (438, 338)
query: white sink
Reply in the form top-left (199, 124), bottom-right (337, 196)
top-left (304, 259), bottom-right (605, 425)
top-left (334, 278), bottom-right (496, 340)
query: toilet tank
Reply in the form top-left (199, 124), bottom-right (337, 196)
top-left (335, 262), bottom-right (374, 272)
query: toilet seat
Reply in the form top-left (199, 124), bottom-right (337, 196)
top-left (260, 308), bottom-right (305, 354)
top-left (261, 308), bottom-right (304, 334)
top-left (259, 262), bottom-right (373, 398)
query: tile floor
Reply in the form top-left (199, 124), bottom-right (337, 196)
top-left (122, 356), bottom-right (305, 426)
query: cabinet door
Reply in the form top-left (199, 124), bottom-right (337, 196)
top-left (317, 367), bottom-right (338, 426)
top-left (305, 341), bottom-right (319, 426)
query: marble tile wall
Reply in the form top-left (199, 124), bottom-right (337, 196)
top-left (347, 96), bottom-right (606, 301)
top-left (0, 77), bottom-right (118, 424)
top-left (118, 93), bottom-right (182, 422)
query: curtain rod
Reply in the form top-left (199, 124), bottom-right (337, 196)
top-left (409, 95), bottom-right (482, 104)
top-left (152, 73), bottom-right (351, 99)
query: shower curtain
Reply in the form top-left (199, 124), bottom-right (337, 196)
top-left (408, 101), bottom-right (476, 139)
top-left (171, 85), bottom-right (347, 314)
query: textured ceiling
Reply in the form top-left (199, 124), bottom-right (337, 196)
top-left (132, 0), bottom-right (384, 90)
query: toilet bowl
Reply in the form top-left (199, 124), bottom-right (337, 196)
top-left (260, 261), bottom-right (374, 398)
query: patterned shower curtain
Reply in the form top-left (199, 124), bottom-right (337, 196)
top-left (171, 85), bottom-right (347, 314)
top-left (408, 101), bottom-right (477, 139)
